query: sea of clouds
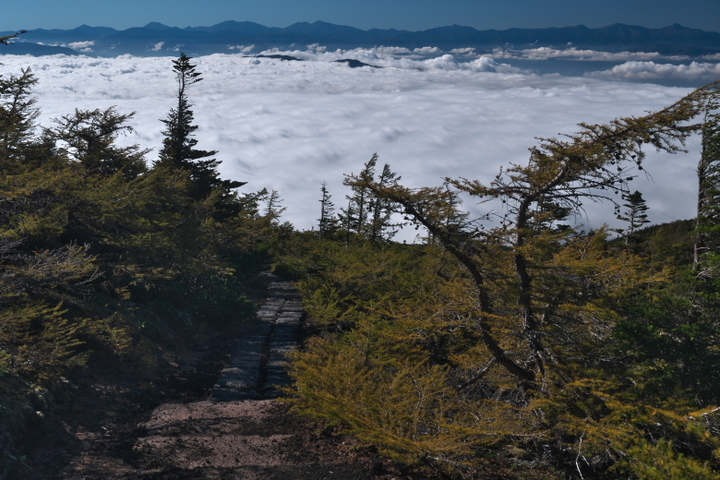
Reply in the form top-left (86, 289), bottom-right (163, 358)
top-left (0, 49), bottom-right (716, 240)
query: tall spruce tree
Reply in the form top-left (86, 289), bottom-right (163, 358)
top-left (156, 53), bottom-right (243, 199)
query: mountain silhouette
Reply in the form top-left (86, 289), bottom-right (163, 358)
top-left (2, 21), bottom-right (718, 57)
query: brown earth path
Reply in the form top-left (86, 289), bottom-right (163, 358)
top-left (17, 278), bottom-right (421, 480)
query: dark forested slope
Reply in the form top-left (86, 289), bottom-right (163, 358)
top-left (0, 52), bottom-right (288, 477)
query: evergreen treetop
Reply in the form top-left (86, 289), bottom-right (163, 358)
top-left (617, 189), bottom-right (650, 245)
top-left (156, 52), bottom-right (244, 200)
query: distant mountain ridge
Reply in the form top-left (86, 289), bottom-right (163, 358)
top-left (2, 21), bottom-right (720, 57)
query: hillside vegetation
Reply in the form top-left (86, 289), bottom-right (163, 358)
top-left (277, 85), bottom-right (720, 478)
top-left (0, 53), bottom-right (288, 476)
top-left (1, 44), bottom-right (720, 479)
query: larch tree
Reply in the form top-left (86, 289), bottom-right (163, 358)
top-left (262, 189), bottom-right (286, 222)
top-left (369, 163), bottom-right (402, 242)
top-left (342, 154), bottom-right (402, 242)
top-left (341, 154), bottom-right (377, 238)
top-left (288, 84), bottom-right (720, 478)
top-left (352, 84), bottom-right (717, 391)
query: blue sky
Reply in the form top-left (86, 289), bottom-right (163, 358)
top-left (2, 0), bottom-right (719, 32)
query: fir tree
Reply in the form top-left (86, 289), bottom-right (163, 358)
top-left (156, 53), bottom-right (244, 199)
top-left (0, 68), bottom-right (40, 170)
top-left (48, 107), bottom-right (148, 179)
top-left (617, 190), bottom-right (650, 245)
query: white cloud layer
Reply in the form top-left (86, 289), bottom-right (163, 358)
top-left (67, 41), bottom-right (95, 53)
top-left (587, 60), bottom-right (720, 84)
top-left (491, 47), bottom-right (689, 62)
top-left (0, 52), bottom-right (705, 240)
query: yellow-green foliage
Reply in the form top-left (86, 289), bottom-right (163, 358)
top-left (283, 82), bottom-right (720, 476)
top-left (284, 240), bottom-right (536, 470)
top-left (289, 323), bottom-right (538, 469)
top-left (0, 304), bottom-right (87, 378)
top-left (0, 241), bottom-right (100, 378)
top-left (630, 439), bottom-right (719, 480)
top-left (295, 241), bottom-right (445, 329)
top-left (531, 377), bottom-right (720, 473)
top-left (290, 334), bottom-right (458, 463)
top-left (286, 232), bottom-right (720, 477)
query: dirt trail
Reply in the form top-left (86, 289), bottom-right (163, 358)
top-left (211, 279), bottom-right (303, 401)
top-left (36, 278), bottom-right (409, 480)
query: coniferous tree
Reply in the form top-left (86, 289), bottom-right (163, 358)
top-left (262, 189), bottom-right (286, 222)
top-left (341, 154), bottom-right (401, 242)
top-left (0, 68), bottom-right (40, 170)
top-left (341, 154), bottom-right (377, 237)
top-left (289, 86), bottom-right (720, 479)
top-left (156, 53), bottom-right (244, 199)
top-left (339, 199), bottom-right (356, 245)
top-left (617, 190), bottom-right (650, 245)
top-left (48, 107), bottom-right (148, 179)
top-left (369, 163), bottom-right (401, 241)
top-left (0, 31), bottom-right (27, 45)
top-left (318, 181), bottom-right (338, 240)
top-left (0, 59), bottom-right (279, 474)
top-left (157, 52), bottom-right (203, 170)
top-left (352, 86), bottom-right (715, 389)
top-left (695, 95), bottom-right (720, 273)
